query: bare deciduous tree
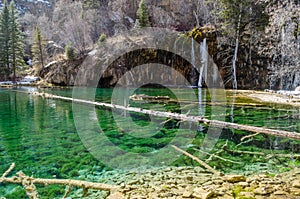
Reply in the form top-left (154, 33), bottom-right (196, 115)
top-left (52, 1), bottom-right (93, 56)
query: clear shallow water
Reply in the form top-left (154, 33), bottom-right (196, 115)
top-left (0, 87), bottom-right (299, 198)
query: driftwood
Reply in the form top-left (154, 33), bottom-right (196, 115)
top-left (221, 141), bottom-right (300, 159)
top-left (241, 132), bottom-right (261, 142)
top-left (0, 163), bottom-right (120, 199)
top-left (171, 145), bottom-right (223, 176)
top-left (129, 94), bottom-right (170, 101)
top-left (193, 148), bottom-right (242, 164)
top-left (25, 91), bottom-right (300, 141)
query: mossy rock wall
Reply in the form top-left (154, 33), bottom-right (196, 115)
top-left (41, 25), bottom-right (270, 90)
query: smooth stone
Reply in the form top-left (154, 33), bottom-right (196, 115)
top-left (290, 188), bottom-right (300, 196)
top-left (239, 191), bottom-right (254, 198)
top-left (292, 180), bottom-right (300, 188)
top-left (237, 181), bottom-right (249, 187)
top-left (224, 175), bottom-right (246, 183)
top-left (182, 190), bottom-right (193, 198)
top-left (273, 190), bottom-right (289, 195)
top-left (254, 186), bottom-right (273, 195)
top-left (107, 191), bottom-right (125, 199)
top-left (186, 176), bottom-right (193, 181)
top-left (193, 187), bottom-right (214, 199)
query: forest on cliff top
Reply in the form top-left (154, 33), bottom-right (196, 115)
top-left (0, 0), bottom-right (299, 90)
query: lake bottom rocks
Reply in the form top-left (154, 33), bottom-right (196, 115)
top-left (77, 167), bottom-right (300, 199)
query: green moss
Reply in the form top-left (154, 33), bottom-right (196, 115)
top-left (98, 33), bottom-right (106, 44)
top-left (266, 173), bottom-right (276, 177)
top-left (68, 170), bottom-right (79, 177)
top-left (161, 185), bottom-right (170, 190)
top-left (232, 186), bottom-right (255, 199)
top-left (4, 186), bottom-right (27, 199)
top-left (37, 185), bottom-right (64, 199)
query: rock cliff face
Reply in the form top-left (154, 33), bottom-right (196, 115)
top-left (108, 0), bottom-right (196, 31)
top-left (41, 26), bottom-right (270, 90)
top-left (39, 58), bottom-right (82, 86)
top-left (19, 0), bottom-right (269, 90)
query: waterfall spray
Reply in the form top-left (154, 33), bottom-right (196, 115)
top-left (199, 38), bottom-right (208, 87)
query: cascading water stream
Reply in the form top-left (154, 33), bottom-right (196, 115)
top-left (191, 38), bottom-right (196, 86)
top-left (198, 38), bottom-right (208, 131)
top-left (198, 38), bottom-right (208, 88)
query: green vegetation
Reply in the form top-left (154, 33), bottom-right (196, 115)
top-left (0, 0), bottom-right (25, 81)
top-left (32, 26), bottom-right (47, 73)
top-left (83, 0), bottom-right (101, 9)
top-left (0, 88), bottom-right (299, 197)
top-left (0, 0), bottom-right (10, 80)
top-left (136, 0), bottom-right (150, 28)
top-left (65, 45), bottom-right (75, 61)
top-left (97, 33), bottom-right (106, 44)
top-left (218, 0), bottom-right (268, 33)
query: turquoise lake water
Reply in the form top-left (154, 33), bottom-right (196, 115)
top-left (0, 87), bottom-right (299, 198)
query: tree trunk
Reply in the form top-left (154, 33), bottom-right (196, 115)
top-left (25, 91), bottom-right (300, 141)
top-left (232, 12), bottom-right (241, 89)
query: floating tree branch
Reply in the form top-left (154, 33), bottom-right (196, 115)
top-left (0, 163), bottom-right (120, 199)
top-left (24, 91), bottom-right (300, 141)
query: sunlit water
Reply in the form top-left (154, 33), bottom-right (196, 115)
top-left (0, 87), bottom-right (299, 197)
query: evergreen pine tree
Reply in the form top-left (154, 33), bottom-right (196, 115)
top-left (136, 0), bottom-right (150, 28)
top-left (8, 0), bottom-right (25, 82)
top-left (32, 26), bottom-right (47, 72)
top-left (83, 0), bottom-right (100, 9)
top-left (65, 45), bottom-right (75, 61)
top-left (0, 0), bottom-right (11, 80)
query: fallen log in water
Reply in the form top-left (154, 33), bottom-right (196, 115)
top-left (19, 91), bottom-right (300, 140)
top-left (0, 163), bottom-right (120, 199)
top-left (129, 94), bottom-right (170, 101)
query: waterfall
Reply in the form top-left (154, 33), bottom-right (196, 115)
top-left (197, 38), bottom-right (208, 131)
top-left (191, 38), bottom-right (196, 86)
top-left (199, 38), bottom-right (208, 87)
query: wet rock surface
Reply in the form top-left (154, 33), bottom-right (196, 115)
top-left (78, 166), bottom-right (300, 199)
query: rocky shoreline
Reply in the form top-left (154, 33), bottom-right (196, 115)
top-left (243, 90), bottom-right (300, 107)
top-left (74, 166), bottom-right (300, 199)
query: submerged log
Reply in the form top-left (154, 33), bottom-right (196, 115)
top-left (171, 145), bottom-right (223, 176)
top-left (17, 91), bottom-right (300, 140)
top-left (0, 163), bottom-right (120, 199)
top-left (129, 94), bottom-right (170, 101)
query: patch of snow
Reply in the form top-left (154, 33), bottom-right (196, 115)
top-left (48, 41), bottom-right (64, 50)
top-left (276, 90), bottom-right (300, 98)
top-left (27, 59), bottom-right (33, 66)
top-left (21, 0), bottom-right (51, 6)
top-left (22, 75), bottom-right (39, 82)
top-left (0, 81), bottom-right (13, 85)
top-left (88, 49), bottom-right (98, 56)
top-left (45, 60), bottom-right (58, 68)
top-left (124, 16), bottom-right (135, 24)
top-left (0, 76), bottom-right (39, 85)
